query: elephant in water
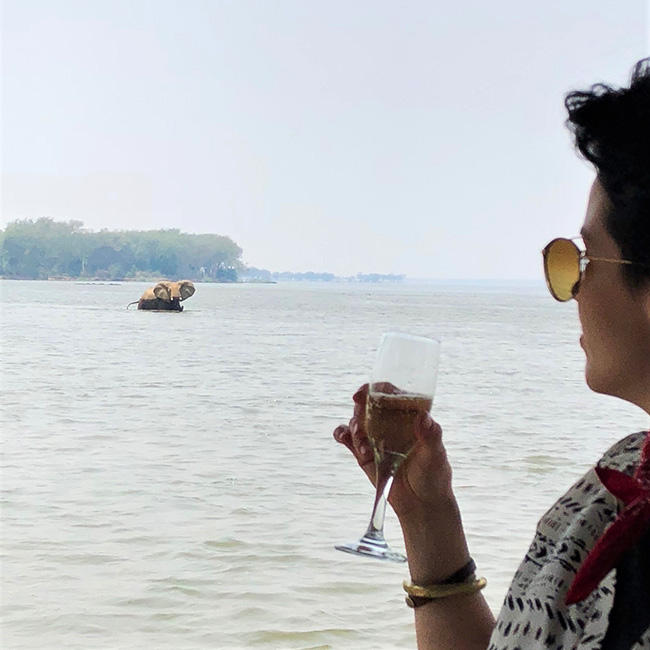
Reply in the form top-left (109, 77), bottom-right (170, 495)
top-left (127, 280), bottom-right (195, 311)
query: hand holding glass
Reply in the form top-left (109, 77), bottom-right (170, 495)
top-left (336, 333), bottom-right (441, 562)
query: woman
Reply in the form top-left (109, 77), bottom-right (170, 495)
top-left (334, 59), bottom-right (650, 649)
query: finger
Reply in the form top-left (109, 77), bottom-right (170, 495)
top-left (352, 387), bottom-right (368, 438)
top-left (333, 424), bottom-right (354, 452)
top-left (352, 384), bottom-right (368, 402)
top-left (334, 423), bottom-right (374, 479)
top-left (352, 383), bottom-right (368, 405)
top-left (414, 412), bottom-right (443, 444)
top-left (352, 386), bottom-right (368, 427)
top-left (351, 430), bottom-right (372, 466)
top-left (343, 415), bottom-right (374, 467)
top-left (346, 411), bottom-right (370, 456)
top-left (334, 422), bottom-right (371, 463)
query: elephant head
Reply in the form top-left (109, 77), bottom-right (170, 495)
top-left (153, 280), bottom-right (196, 303)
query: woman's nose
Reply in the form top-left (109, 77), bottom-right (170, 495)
top-left (571, 277), bottom-right (581, 300)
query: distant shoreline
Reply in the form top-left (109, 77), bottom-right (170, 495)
top-left (0, 275), bottom-right (264, 284)
top-left (0, 275), bottom-right (545, 287)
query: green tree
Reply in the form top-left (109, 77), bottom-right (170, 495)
top-left (0, 218), bottom-right (243, 281)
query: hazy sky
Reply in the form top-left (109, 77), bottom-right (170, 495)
top-left (2, 1), bottom-right (648, 278)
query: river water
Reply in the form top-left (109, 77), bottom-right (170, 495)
top-left (1, 280), bottom-right (647, 649)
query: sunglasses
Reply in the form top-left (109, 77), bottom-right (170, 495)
top-left (542, 237), bottom-right (637, 302)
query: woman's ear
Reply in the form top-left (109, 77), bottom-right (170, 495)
top-left (179, 281), bottom-right (195, 301)
top-left (153, 282), bottom-right (171, 301)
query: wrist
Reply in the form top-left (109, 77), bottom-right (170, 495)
top-left (399, 498), bottom-right (471, 585)
top-left (396, 488), bottom-right (459, 530)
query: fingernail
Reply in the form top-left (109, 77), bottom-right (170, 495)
top-left (350, 420), bottom-right (358, 436)
top-left (359, 441), bottom-right (370, 457)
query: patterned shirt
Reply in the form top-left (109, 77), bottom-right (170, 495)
top-left (488, 432), bottom-right (650, 650)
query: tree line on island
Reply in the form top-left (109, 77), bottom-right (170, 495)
top-left (0, 217), bottom-right (404, 283)
top-left (0, 218), bottom-right (242, 282)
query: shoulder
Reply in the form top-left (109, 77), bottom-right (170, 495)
top-left (489, 433), bottom-right (648, 649)
top-left (599, 431), bottom-right (647, 475)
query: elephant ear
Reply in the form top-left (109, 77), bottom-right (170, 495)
top-left (179, 281), bottom-right (195, 301)
top-left (153, 282), bottom-right (172, 301)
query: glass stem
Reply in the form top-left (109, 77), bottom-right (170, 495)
top-left (364, 457), bottom-right (396, 541)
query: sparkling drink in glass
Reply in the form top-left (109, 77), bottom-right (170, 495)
top-left (336, 332), bottom-right (441, 562)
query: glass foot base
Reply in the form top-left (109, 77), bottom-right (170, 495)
top-left (335, 536), bottom-right (407, 563)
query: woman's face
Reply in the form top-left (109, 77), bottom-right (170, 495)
top-left (576, 179), bottom-right (650, 411)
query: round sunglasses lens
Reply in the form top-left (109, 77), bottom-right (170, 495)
top-left (544, 239), bottom-right (580, 301)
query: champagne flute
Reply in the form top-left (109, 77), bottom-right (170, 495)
top-left (336, 332), bottom-right (441, 562)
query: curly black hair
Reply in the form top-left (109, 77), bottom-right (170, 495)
top-left (565, 58), bottom-right (650, 287)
